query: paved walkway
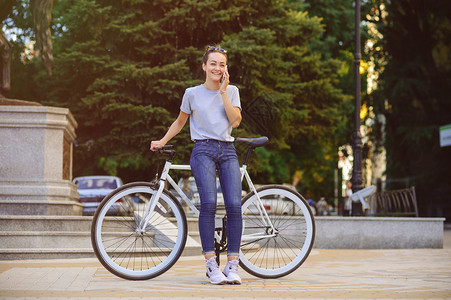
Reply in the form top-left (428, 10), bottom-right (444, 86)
top-left (1, 230), bottom-right (450, 299)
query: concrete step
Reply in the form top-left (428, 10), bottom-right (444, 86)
top-left (0, 244), bottom-right (202, 260)
top-left (0, 231), bottom-right (93, 248)
top-left (1, 215), bottom-right (444, 259)
top-left (0, 237), bottom-right (201, 260)
top-left (185, 217), bottom-right (199, 233)
top-left (0, 215), bottom-right (93, 231)
top-left (1, 215), bottom-right (202, 235)
top-left (183, 216), bottom-right (227, 233)
top-left (188, 231), bottom-right (200, 243)
top-left (0, 248), bottom-right (96, 260)
top-left (0, 215), bottom-right (202, 259)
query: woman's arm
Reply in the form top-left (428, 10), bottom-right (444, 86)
top-left (221, 93), bottom-right (242, 128)
top-left (150, 111), bottom-right (190, 150)
top-left (220, 67), bottom-right (241, 128)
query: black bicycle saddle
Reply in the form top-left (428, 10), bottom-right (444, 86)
top-left (234, 136), bottom-right (269, 148)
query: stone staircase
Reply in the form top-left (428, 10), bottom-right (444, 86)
top-left (0, 215), bottom-right (202, 260)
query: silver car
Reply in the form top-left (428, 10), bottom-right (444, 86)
top-left (174, 176), bottom-right (224, 208)
top-left (73, 176), bottom-right (123, 215)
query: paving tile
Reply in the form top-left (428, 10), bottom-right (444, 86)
top-left (0, 249), bottom-right (451, 299)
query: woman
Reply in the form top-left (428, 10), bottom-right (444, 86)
top-left (150, 46), bottom-right (243, 285)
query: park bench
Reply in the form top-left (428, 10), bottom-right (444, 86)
top-left (370, 186), bottom-right (419, 217)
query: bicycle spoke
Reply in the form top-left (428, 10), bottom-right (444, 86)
top-left (240, 186), bottom-right (315, 278)
top-left (92, 183), bottom-right (187, 280)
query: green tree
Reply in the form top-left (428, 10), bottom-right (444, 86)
top-left (300, 0), bottom-right (355, 59)
top-left (373, 0), bottom-right (451, 216)
top-left (7, 0), bottom-right (351, 201)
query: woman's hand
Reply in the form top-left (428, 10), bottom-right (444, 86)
top-left (220, 65), bottom-right (229, 92)
top-left (150, 140), bottom-right (166, 151)
top-left (149, 111), bottom-right (189, 151)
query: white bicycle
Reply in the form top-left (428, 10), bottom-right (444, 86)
top-left (91, 137), bottom-right (315, 280)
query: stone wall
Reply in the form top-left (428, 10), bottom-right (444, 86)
top-left (314, 216), bottom-right (445, 249)
top-left (0, 103), bottom-right (82, 215)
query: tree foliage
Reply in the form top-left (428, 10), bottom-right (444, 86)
top-left (370, 0), bottom-right (451, 216)
top-left (6, 0), bottom-right (353, 200)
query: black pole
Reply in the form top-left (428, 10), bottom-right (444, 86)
top-left (351, 0), bottom-right (364, 216)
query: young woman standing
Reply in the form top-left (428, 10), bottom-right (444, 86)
top-left (150, 46), bottom-right (243, 285)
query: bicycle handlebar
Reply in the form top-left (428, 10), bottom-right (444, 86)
top-left (153, 145), bottom-right (175, 157)
top-left (159, 145), bottom-right (174, 150)
top-left (153, 136), bottom-right (269, 163)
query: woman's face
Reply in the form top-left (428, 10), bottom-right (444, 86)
top-left (202, 52), bottom-right (227, 82)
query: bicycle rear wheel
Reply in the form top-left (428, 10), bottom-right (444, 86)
top-left (240, 185), bottom-right (315, 278)
top-left (91, 182), bottom-right (187, 280)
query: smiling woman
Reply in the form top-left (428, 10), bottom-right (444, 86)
top-left (150, 45), bottom-right (243, 285)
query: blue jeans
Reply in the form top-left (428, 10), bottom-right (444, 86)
top-left (190, 139), bottom-right (242, 256)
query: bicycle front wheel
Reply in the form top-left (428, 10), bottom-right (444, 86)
top-left (91, 182), bottom-right (187, 280)
top-left (240, 185), bottom-right (315, 278)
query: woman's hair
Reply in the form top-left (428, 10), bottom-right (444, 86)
top-left (201, 45), bottom-right (228, 65)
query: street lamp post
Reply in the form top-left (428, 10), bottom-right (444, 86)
top-left (351, 0), bottom-right (364, 216)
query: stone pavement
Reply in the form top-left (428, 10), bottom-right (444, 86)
top-left (0, 230), bottom-right (450, 299)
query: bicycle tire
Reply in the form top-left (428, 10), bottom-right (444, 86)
top-left (239, 185), bottom-right (315, 278)
top-left (91, 182), bottom-right (187, 280)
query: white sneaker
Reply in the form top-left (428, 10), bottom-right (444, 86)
top-left (223, 259), bottom-right (242, 284)
top-left (205, 257), bottom-right (227, 285)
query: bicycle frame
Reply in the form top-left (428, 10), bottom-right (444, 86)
top-left (138, 159), bottom-right (277, 241)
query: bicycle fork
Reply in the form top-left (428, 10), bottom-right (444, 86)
top-left (241, 165), bottom-right (277, 239)
top-left (138, 161), bottom-right (172, 233)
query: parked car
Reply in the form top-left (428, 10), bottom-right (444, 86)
top-left (171, 176), bottom-right (224, 209)
top-left (73, 176), bottom-right (123, 216)
top-left (243, 185), bottom-right (308, 216)
top-left (243, 196), bottom-right (302, 216)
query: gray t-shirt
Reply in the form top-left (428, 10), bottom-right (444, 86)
top-left (180, 84), bottom-right (241, 142)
